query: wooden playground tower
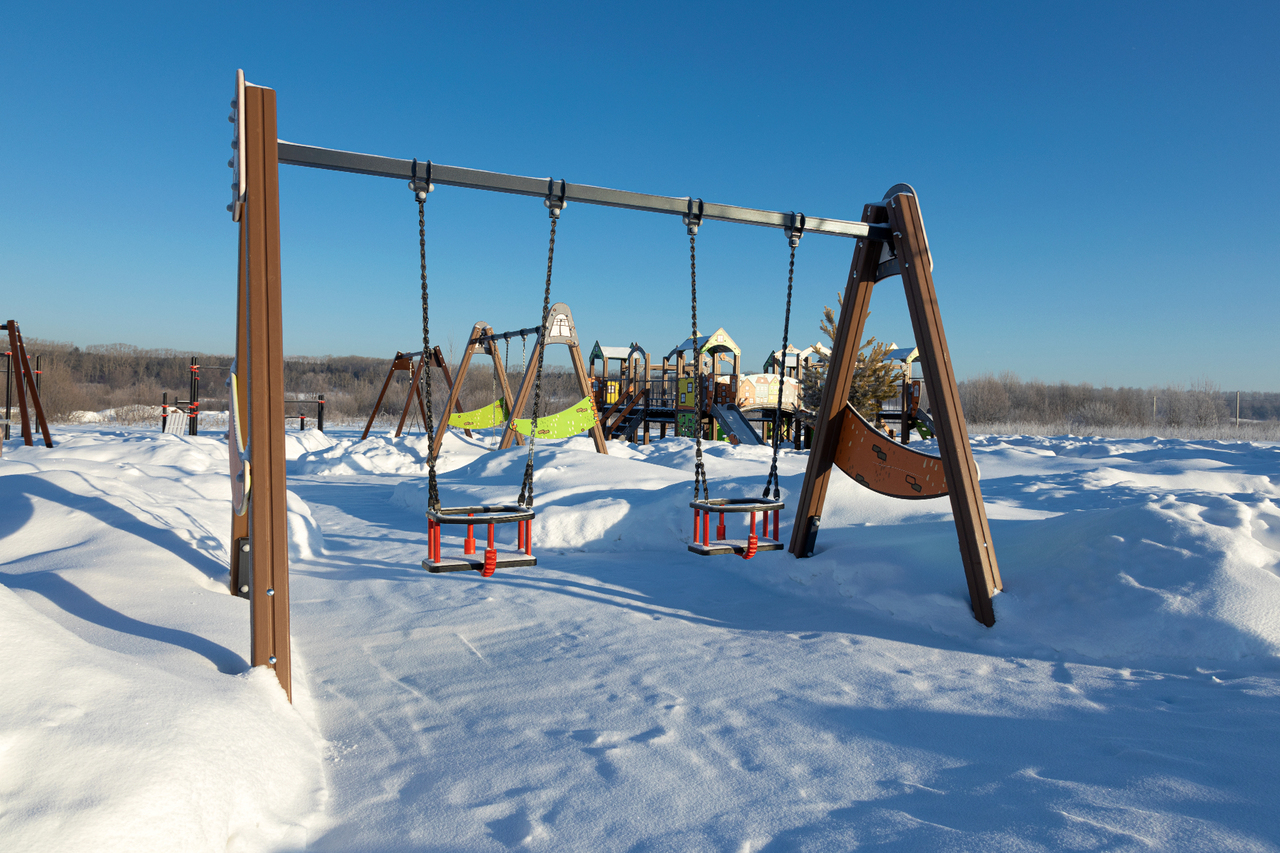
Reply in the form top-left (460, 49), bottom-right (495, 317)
top-left (228, 71), bottom-right (1002, 699)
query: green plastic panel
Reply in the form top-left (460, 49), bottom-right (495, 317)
top-left (449, 398), bottom-right (508, 430)
top-left (510, 396), bottom-right (599, 439)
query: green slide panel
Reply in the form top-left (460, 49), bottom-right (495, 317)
top-left (510, 396), bottom-right (599, 439)
top-left (449, 399), bottom-right (508, 430)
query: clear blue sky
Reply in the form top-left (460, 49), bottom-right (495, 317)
top-left (3, 2), bottom-right (1276, 389)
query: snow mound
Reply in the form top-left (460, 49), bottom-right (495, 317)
top-left (287, 489), bottom-right (324, 560)
top-left (284, 427), bottom-right (337, 460)
top-left (0, 556), bottom-right (324, 853)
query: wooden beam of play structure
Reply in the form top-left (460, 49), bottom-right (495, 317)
top-left (787, 189), bottom-right (1002, 626)
top-left (2, 321), bottom-right (53, 451)
top-left (360, 346), bottom-right (460, 441)
top-left (230, 73), bottom-right (292, 699)
top-left (431, 321), bottom-right (522, 460)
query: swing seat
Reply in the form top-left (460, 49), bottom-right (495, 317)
top-left (424, 504), bottom-right (537, 576)
top-left (689, 497), bottom-right (786, 559)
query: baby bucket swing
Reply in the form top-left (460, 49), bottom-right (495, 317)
top-left (685, 201), bottom-right (802, 559)
top-left (416, 162), bottom-right (563, 577)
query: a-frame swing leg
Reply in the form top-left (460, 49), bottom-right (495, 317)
top-left (362, 354), bottom-right (406, 441)
top-left (499, 339), bottom-right (539, 450)
top-left (430, 322), bottom-right (486, 460)
top-left (395, 353), bottom-right (427, 437)
top-left (889, 192), bottom-right (1001, 624)
top-left (569, 341), bottom-right (608, 454)
top-left (434, 346), bottom-right (471, 439)
top-left (788, 190), bottom-right (1001, 626)
top-left (489, 336), bottom-right (519, 440)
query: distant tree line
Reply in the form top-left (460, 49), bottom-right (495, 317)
top-left (17, 339), bottom-right (589, 428)
top-left (957, 372), bottom-right (1279, 429)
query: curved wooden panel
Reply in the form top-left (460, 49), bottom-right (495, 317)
top-left (832, 404), bottom-right (947, 499)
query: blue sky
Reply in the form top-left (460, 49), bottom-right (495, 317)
top-left (3, 2), bottom-right (1276, 388)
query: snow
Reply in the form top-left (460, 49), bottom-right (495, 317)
top-left (2, 425), bottom-right (1279, 850)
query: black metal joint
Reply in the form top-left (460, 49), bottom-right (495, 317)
top-left (682, 197), bottom-right (704, 236)
top-left (545, 178), bottom-right (568, 218)
top-left (786, 211), bottom-right (806, 248)
top-left (408, 158), bottom-right (434, 199)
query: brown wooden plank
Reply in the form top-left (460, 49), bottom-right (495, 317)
top-left (13, 330), bottom-right (52, 447)
top-left (886, 191), bottom-right (1001, 626)
top-left (498, 338), bottom-right (540, 450)
top-left (787, 204), bottom-right (889, 557)
top-left (568, 342), bottom-right (608, 453)
top-left (6, 322), bottom-right (33, 446)
top-left (432, 323), bottom-right (485, 458)
top-left (361, 358), bottom-right (401, 440)
top-left (433, 346), bottom-right (472, 439)
top-left (244, 83), bottom-right (291, 698)
top-left (395, 355), bottom-right (425, 437)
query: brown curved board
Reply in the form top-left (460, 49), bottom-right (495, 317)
top-left (832, 404), bottom-right (946, 499)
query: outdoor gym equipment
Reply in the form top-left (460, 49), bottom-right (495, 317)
top-left (227, 71), bottom-right (1002, 698)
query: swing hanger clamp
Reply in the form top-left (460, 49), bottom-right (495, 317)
top-left (785, 211), bottom-right (806, 248)
top-left (683, 197), bottom-right (704, 236)
top-left (544, 178), bottom-right (568, 218)
top-left (408, 158), bottom-right (435, 201)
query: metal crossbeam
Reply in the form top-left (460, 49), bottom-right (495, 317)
top-left (477, 325), bottom-right (541, 344)
top-left (277, 142), bottom-right (891, 241)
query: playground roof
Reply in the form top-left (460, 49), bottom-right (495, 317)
top-left (886, 345), bottom-right (919, 364)
top-left (764, 344), bottom-right (824, 372)
top-left (590, 343), bottom-right (637, 362)
top-left (667, 328), bottom-right (740, 360)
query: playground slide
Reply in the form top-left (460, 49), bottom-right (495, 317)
top-left (710, 403), bottom-right (765, 446)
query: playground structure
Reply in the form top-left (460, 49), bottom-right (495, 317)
top-left (2, 321), bottom-right (53, 454)
top-left (586, 330), bottom-right (809, 449)
top-left (159, 358), bottom-right (245, 436)
top-left (875, 345), bottom-right (935, 444)
top-left (227, 71), bottom-right (1003, 698)
top-left (428, 306), bottom-right (606, 457)
top-left (361, 346), bottom-right (455, 441)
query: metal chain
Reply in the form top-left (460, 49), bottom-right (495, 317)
top-left (519, 208), bottom-right (558, 508)
top-left (763, 235), bottom-right (798, 500)
top-left (690, 231), bottom-right (708, 502)
top-left (418, 194), bottom-right (440, 512)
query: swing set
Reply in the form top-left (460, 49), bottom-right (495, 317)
top-left (227, 71), bottom-right (1002, 701)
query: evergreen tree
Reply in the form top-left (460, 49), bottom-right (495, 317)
top-left (799, 297), bottom-right (900, 422)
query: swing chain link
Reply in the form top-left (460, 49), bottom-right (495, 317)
top-left (689, 227), bottom-right (708, 502)
top-left (520, 195), bottom-right (560, 508)
top-left (763, 214), bottom-right (802, 501)
top-left (417, 191), bottom-right (440, 512)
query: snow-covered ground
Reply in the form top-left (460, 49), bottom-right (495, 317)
top-left (2, 425), bottom-right (1279, 851)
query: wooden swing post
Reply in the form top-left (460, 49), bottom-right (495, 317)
top-left (787, 189), bottom-right (1002, 626)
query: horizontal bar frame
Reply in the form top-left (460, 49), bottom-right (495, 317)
top-left (277, 142), bottom-right (890, 241)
